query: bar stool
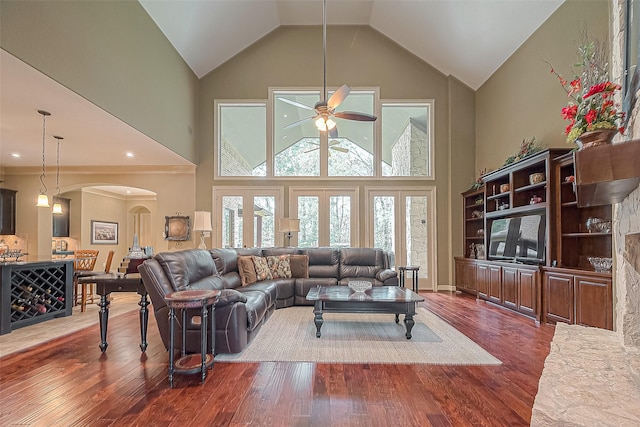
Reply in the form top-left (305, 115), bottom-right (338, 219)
top-left (398, 266), bottom-right (420, 292)
top-left (164, 289), bottom-right (220, 388)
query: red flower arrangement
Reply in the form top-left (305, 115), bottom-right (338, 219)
top-left (548, 39), bottom-right (625, 144)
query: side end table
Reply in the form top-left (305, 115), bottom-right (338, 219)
top-left (164, 289), bottom-right (220, 388)
top-left (398, 266), bottom-right (420, 292)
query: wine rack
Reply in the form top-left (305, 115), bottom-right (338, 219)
top-left (1, 260), bottom-right (73, 335)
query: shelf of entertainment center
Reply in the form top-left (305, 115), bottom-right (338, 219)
top-left (514, 181), bottom-right (546, 193)
top-left (561, 232), bottom-right (611, 238)
top-left (486, 192), bottom-right (509, 201)
top-left (484, 203), bottom-right (547, 219)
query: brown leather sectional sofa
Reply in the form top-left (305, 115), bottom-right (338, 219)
top-left (138, 246), bottom-right (397, 355)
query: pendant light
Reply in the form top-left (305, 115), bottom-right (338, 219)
top-left (36, 110), bottom-right (51, 207)
top-left (52, 135), bottom-right (64, 215)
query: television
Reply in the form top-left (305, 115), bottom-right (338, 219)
top-left (488, 214), bottom-right (546, 264)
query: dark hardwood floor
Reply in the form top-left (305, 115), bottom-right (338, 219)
top-left (0, 292), bottom-right (555, 426)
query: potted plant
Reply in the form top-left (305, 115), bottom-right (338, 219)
top-left (548, 37), bottom-right (626, 148)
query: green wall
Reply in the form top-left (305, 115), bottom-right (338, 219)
top-left (0, 0), bottom-right (199, 162)
top-left (198, 25), bottom-right (477, 287)
top-left (476, 0), bottom-right (610, 173)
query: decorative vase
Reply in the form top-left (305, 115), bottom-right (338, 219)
top-left (575, 129), bottom-right (617, 150)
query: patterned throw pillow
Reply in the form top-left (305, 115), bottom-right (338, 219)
top-left (267, 255), bottom-right (292, 279)
top-left (237, 255), bottom-right (258, 286)
top-left (252, 256), bottom-right (273, 281)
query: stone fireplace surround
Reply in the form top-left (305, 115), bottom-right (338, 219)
top-left (531, 2), bottom-right (640, 425)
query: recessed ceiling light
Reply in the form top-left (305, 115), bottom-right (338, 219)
top-left (126, 152), bottom-right (134, 158)
top-left (284, 114), bottom-right (288, 118)
top-left (126, 190), bottom-right (131, 194)
top-left (10, 153), bottom-right (21, 158)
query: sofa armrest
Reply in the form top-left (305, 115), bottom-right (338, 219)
top-left (376, 268), bottom-right (397, 282)
top-left (216, 288), bottom-right (248, 307)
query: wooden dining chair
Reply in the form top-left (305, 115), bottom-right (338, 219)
top-left (73, 249), bottom-right (99, 312)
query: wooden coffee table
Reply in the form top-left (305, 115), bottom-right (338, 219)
top-left (306, 286), bottom-right (425, 339)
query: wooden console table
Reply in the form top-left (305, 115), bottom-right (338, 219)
top-left (78, 272), bottom-right (149, 352)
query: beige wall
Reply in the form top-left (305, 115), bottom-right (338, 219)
top-left (476, 0), bottom-right (610, 173)
top-left (198, 25), bottom-right (476, 287)
top-left (1, 167), bottom-right (197, 261)
top-left (0, 0), bottom-right (200, 162)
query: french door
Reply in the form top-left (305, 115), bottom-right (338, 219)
top-left (365, 187), bottom-right (437, 291)
top-left (212, 187), bottom-right (284, 248)
top-left (289, 187), bottom-right (359, 247)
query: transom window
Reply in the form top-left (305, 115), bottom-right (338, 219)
top-left (215, 90), bottom-right (433, 179)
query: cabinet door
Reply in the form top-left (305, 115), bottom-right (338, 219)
top-left (463, 261), bottom-right (477, 293)
top-left (488, 265), bottom-right (502, 303)
top-left (575, 275), bottom-right (612, 330)
top-left (0, 189), bottom-right (17, 235)
top-left (502, 266), bottom-right (518, 309)
top-left (544, 272), bottom-right (574, 324)
top-left (517, 269), bottom-right (537, 316)
top-left (476, 263), bottom-right (489, 299)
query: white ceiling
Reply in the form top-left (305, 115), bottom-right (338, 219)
top-left (139, 0), bottom-right (564, 88)
top-left (0, 0), bottom-right (563, 169)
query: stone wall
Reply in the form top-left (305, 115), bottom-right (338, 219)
top-left (613, 0), bottom-right (640, 347)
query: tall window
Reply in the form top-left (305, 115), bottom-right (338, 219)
top-left (216, 102), bottom-right (267, 177)
top-left (381, 102), bottom-right (434, 178)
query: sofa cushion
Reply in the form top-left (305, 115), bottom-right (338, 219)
top-left (339, 248), bottom-right (383, 279)
top-left (155, 249), bottom-right (218, 291)
top-left (300, 247), bottom-right (340, 278)
top-left (208, 248), bottom-right (239, 275)
top-left (289, 254), bottom-right (309, 278)
top-left (237, 255), bottom-right (258, 285)
top-left (267, 255), bottom-right (292, 279)
top-left (252, 256), bottom-right (273, 280)
top-left (376, 269), bottom-right (397, 282)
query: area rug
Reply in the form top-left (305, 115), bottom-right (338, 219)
top-left (215, 306), bottom-right (502, 365)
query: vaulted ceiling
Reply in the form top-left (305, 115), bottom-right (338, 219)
top-left (140, 0), bottom-right (564, 89)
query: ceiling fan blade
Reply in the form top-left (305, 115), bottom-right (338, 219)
top-left (333, 111), bottom-right (377, 121)
top-left (327, 85), bottom-right (351, 110)
top-left (328, 125), bottom-right (339, 138)
top-left (304, 147), bottom-right (320, 154)
top-left (328, 139), bottom-right (340, 146)
top-left (277, 97), bottom-right (315, 111)
top-left (283, 116), bottom-right (315, 130)
top-left (331, 146), bottom-right (349, 153)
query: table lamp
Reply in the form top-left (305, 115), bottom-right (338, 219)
top-left (193, 211), bottom-right (212, 249)
top-left (279, 218), bottom-right (300, 246)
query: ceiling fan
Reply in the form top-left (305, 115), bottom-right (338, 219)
top-left (304, 139), bottom-right (349, 155)
top-left (278, 0), bottom-right (377, 138)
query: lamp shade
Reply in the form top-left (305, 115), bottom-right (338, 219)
top-left (279, 218), bottom-right (300, 232)
top-left (193, 211), bottom-right (212, 231)
top-left (36, 194), bottom-right (50, 207)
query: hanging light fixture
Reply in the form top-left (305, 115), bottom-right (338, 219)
top-left (36, 110), bottom-right (51, 207)
top-left (52, 135), bottom-right (64, 215)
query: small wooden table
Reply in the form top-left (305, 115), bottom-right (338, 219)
top-left (165, 289), bottom-right (220, 388)
top-left (77, 272), bottom-right (149, 352)
top-left (306, 286), bottom-right (425, 339)
top-left (398, 266), bottom-right (420, 292)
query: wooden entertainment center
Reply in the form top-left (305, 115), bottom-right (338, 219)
top-left (455, 148), bottom-right (614, 329)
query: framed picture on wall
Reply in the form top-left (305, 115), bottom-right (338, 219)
top-left (164, 215), bottom-right (191, 241)
top-left (91, 220), bottom-right (118, 245)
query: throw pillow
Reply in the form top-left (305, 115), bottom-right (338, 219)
top-left (237, 255), bottom-right (258, 286)
top-left (289, 254), bottom-right (309, 278)
top-left (252, 256), bottom-right (273, 281)
top-left (266, 255), bottom-right (292, 279)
